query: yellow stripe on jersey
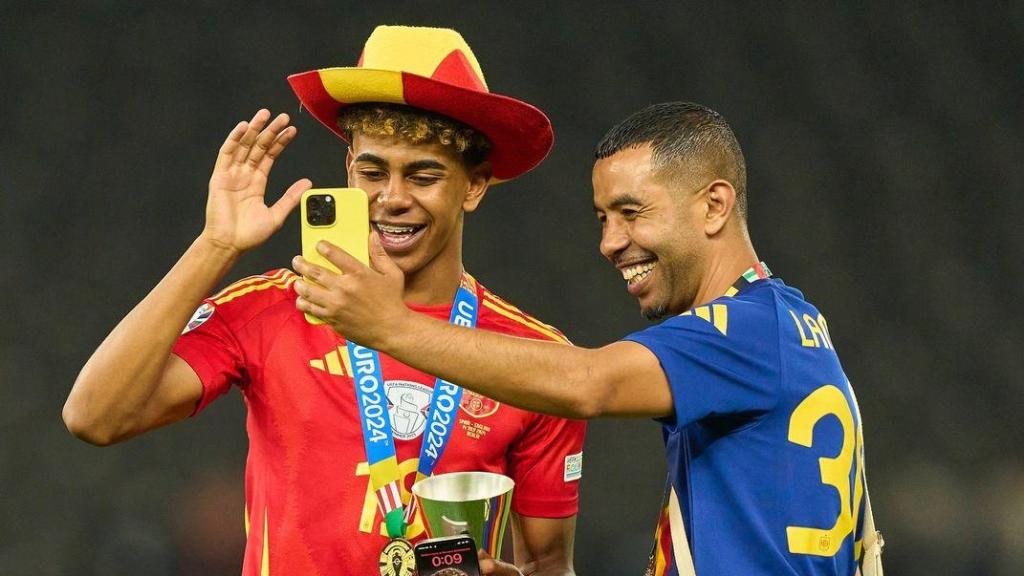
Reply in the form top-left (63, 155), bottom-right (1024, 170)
top-left (481, 298), bottom-right (570, 345)
top-left (481, 291), bottom-right (569, 336)
top-left (340, 345), bottom-right (354, 376)
top-left (211, 269), bottom-right (292, 301)
top-left (680, 303), bottom-right (729, 335)
top-left (309, 346), bottom-right (349, 376)
top-left (712, 304), bottom-right (728, 335)
top-left (214, 272), bottom-right (297, 305)
top-left (324, 348), bottom-right (345, 375)
top-left (695, 306), bottom-right (711, 322)
top-left (483, 291), bottom-right (564, 336)
top-left (261, 508), bottom-right (270, 576)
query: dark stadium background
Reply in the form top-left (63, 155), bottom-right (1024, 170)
top-left (2, 2), bottom-right (1021, 574)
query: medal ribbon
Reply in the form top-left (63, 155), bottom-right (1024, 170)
top-left (348, 274), bottom-right (479, 538)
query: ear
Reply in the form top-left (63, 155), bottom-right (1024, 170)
top-left (462, 160), bottom-right (492, 213)
top-left (344, 146), bottom-right (356, 185)
top-left (704, 180), bottom-right (737, 236)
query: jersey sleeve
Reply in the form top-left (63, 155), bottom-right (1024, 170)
top-left (507, 413), bottom-right (586, 518)
top-left (623, 297), bottom-right (781, 430)
top-left (171, 269), bottom-right (297, 415)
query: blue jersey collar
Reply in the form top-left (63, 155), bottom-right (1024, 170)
top-left (724, 262), bottom-right (772, 297)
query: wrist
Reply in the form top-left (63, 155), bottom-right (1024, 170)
top-left (373, 305), bottom-right (418, 354)
top-left (193, 233), bottom-right (243, 267)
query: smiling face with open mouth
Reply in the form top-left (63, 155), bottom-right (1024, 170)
top-left (347, 133), bottom-right (490, 303)
top-left (593, 144), bottom-right (709, 320)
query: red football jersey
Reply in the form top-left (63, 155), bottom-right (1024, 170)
top-left (172, 269), bottom-right (586, 576)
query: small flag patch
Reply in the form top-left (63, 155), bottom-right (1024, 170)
top-left (182, 303), bottom-right (215, 334)
top-left (564, 452), bottom-right (583, 482)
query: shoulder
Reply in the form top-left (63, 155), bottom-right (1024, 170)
top-left (201, 268), bottom-right (299, 327)
top-left (631, 280), bottom-right (782, 348)
top-left (476, 285), bottom-right (571, 345)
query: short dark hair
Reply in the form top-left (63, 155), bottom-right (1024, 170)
top-left (595, 102), bottom-right (747, 217)
top-left (338, 103), bottom-right (492, 167)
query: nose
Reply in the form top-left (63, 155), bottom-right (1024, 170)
top-left (374, 179), bottom-right (414, 213)
top-left (599, 218), bottom-right (630, 261)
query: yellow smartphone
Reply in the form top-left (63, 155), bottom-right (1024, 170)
top-left (300, 188), bottom-right (370, 324)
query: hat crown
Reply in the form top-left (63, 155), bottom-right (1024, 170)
top-left (359, 26), bottom-right (489, 92)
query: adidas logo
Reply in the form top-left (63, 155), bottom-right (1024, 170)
top-left (309, 345), bottom-right (352, 376)
top-left (680, 304), bottom-right (728, 335)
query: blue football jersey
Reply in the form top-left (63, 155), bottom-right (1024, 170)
top-left (625, 266), bottom-right (867, 576)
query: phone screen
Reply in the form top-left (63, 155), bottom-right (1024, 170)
top-left (414, 536), bottom-right (482, 576)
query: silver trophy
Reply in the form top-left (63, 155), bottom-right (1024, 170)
top-left (411, 471), bottom-right (515, 556)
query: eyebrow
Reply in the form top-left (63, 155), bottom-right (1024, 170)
top-left (404, 159), bottom-right (448, 172)
top-left (594, 193), bottom-right (644, 212)
top-left (352, 153), bottom-right (387, 166)
top-left (352, 154), bottom-right (448, 173)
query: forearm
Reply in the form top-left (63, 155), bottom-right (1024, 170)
top-left (64, 235), bottom-right (238, 441)
top-left (377, 311), bottom-right (605, 419)
top-left (510, 514), bottom-right (576, 576)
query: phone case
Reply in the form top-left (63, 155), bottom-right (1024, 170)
top-left (300, 188), bottom-right (369, 324)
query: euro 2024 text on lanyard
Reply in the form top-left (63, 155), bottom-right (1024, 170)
top-left (346, 274), bottom-right (479, 576)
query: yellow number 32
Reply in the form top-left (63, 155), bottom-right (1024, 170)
top-left (787, 384), bottom-right (865, 558)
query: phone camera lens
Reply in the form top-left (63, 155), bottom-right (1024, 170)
top-left (306, 194), bottom-right (336, 226)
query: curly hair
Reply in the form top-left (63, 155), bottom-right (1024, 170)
top-left (337, 103), bottom-right (492, 167)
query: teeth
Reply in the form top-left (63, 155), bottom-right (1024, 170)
top-left (622, 261), bottom-right (656, 283)
top-left (377, 223), bottom-right (418, 234)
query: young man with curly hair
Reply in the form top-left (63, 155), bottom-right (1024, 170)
top-left (64, 26), bottom-right (583, 576)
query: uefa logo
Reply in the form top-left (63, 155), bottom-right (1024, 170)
top-left (385, 380), bottom-right (433, 440)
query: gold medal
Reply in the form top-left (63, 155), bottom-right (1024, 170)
top-left (379, 538), bottom-right (416, 576)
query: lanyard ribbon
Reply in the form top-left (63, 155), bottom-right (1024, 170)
top-left (347, 274), bottom-right (479, 538)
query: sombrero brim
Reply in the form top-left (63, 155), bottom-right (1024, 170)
top-left (288, 68), bottom-right (553, 183)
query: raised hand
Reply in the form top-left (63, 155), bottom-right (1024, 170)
top-left (202, 109), bottom-right (312, 254)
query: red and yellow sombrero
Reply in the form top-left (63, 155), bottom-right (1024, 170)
top-left (287, 25), bottom-right (554, 183)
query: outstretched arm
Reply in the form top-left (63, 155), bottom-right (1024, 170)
top-left (292, 238), bottom-right (674, 420)
top-left (64, 110), bottom-right (310, 444)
